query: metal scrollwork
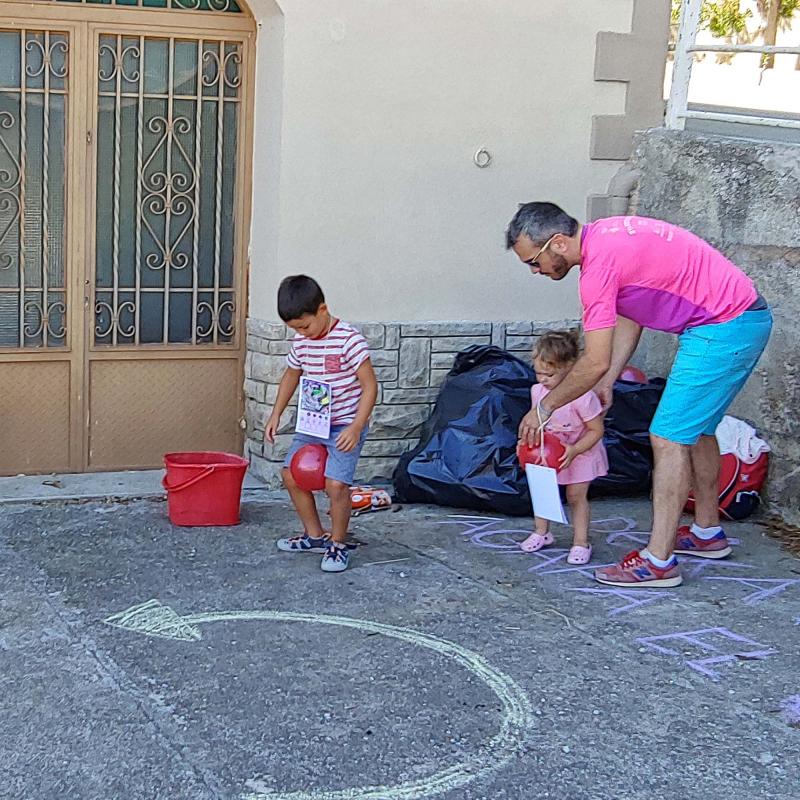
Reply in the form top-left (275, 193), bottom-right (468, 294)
top-left (202, 47), bottom-right (241, 92)
top-left (25, 37), bottom-right (69, 79)
top-left (98, 43), bottom-right (141, 83)
top-left (196, 300), bottom-right (235, 339)
top-left (0, 111), bottom-right (21, 271)
top-left (95, 300), bottom-right (136, 339)
top-left (47, 301), bottom-right (66, 339)
top-left (174, 0), bottom-right (239, 11)
top-left (40, 0), bottom-right (241, 12)
top-left (223, 49), bottom-right (242, 90)
top-left (24, 300), bottom-right (67, 340)
top-left (140, 116), bottom-right (197, 271)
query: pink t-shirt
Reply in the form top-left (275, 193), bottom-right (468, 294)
top-left (580, 216), bottom-right (757, 334)
top-left (530, 384), bottom-right (608, 486)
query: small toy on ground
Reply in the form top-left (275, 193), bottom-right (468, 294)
top-left (350, 486), bottom-right (392, 516)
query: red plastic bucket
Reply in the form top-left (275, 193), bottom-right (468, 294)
top-left (162, 451), bottom-right (249, 527)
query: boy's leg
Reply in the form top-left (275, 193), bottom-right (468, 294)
top-left (318, 428), bottom-right (368, 573)
top-left (325, 479), bottom-right (351, 544)
top-left (565, 482), bottom-right (591, 547)
top-left (282, 467), bottom-right (326, 538)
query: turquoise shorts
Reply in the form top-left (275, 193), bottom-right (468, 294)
top-left (650, 307), bottom-right (772, 445)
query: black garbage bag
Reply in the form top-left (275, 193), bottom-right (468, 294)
top-left (393, 345), bottom-right (666, 514)
top-left (392, 345), bottom-right (535, 515)
top-left (591, 378), bottom-right (665, 497)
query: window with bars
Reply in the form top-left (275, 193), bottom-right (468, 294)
top-left (93, 34), bottom-right (242, 347)
top-left (0, 30), bottom-right (69, 349)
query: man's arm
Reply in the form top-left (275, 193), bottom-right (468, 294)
top-left (518, 328), bottom-right (614, 447)
top-left (594, 316), bottom-right (643, 410)
top-left (544, 327), bottom-right (614, 411)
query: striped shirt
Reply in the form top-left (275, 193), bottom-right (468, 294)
top-left (286, 320), bottom-right (370, 425)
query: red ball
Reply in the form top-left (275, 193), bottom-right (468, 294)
top-left (290, 444), bottom-right (328, 491)
top-left (619, 364), bottom-right (647, 383)
top-left (517, 433), bottom-right (566, 471)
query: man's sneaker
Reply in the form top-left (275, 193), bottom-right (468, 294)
top-left (276, 533), bottom-right (329, 553)
top-left (321, 542), bottom-right (349, 573)
top-left (595, 550), bottom-right (683, 588)
top-left (673, 525), bottom-right (732, 559)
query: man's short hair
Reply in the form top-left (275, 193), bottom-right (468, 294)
top-left (505, 202), bottom-right (579, 249)
top-left (277, 275), bottom-right (325, 322)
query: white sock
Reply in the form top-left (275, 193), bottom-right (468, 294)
top-left (690, 522), bottom-right (722, 540)
top-left (641, 549), bottom-right (673, 568)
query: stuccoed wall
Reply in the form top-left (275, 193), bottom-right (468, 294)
top-left (629, 128), bottom-right (800, 524)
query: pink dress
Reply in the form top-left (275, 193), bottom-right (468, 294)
top-left (530, 384), bottom-right (609, 486)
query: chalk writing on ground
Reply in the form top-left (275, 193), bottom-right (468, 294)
top-left (636, 627), bottom-right (777, 680)
top-left (105, 599), bottom-right (534, 800)
top-left (595, 516), bottom-right (743, 548)
top-left (569, 587), bottom-right (676, 616)
top-left (680, 558), bottom-right (755, 577)
top-left (702, 577), bottom-right (800, 605)
top-left (437, 516), bottom-right (528, 553)
top-left (438, 514), bottom-right (755, 584)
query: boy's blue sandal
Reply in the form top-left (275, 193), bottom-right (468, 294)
top-left (320, 542), bottom-right (349, 572)
top-left (276, 533), bottom-right (330, 553)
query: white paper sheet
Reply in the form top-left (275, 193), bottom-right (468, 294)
top-left (525, 463), bottom-right (568, 524)
top-left (296, 376), bottom-right (332, 439)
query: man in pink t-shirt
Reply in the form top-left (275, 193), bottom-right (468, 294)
top-left (506, 202), bottom-right (772, 589)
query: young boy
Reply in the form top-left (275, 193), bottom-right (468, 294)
top-left (264, 275), bottom-right (378, 573)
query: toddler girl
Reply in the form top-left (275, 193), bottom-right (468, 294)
top-left (519, 331), bottom-right (609, 565)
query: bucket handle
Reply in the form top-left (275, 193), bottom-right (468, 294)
top-left (162, 464), bottom-right (216, 493)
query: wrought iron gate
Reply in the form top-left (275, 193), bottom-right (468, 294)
top-left (0, 1), bottom-right (254, 473)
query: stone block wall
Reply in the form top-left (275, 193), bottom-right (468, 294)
top-left (629, 128), bottom-right (800, 524)
top-left (244, 318), bottom-right (577, 487)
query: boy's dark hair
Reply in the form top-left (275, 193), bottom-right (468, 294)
top-left (277, 275), bottom-right (325, 322)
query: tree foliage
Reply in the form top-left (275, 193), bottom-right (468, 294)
top-left (671, 0), bottom-right (799, 38)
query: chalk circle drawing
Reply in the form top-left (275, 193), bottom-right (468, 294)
top-left (105, 599), bottom-right (534, 800)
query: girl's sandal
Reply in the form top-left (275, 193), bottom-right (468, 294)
top-left (520, 531), bottom-right (554, 553)
top-left (567, 544), bottom-right (592, 565)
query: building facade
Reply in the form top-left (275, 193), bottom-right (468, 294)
top-left (0, 0), bottom-right (671, 478)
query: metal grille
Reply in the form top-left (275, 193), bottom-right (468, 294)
top-left (0, 30), bottom-right (69, 349)
top-left (42, 0), bottom-right (242, 12)
top-left (94, 34), bottom-right (241, 346)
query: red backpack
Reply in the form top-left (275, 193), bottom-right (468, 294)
top-left (685, 451), bottom-right (769, 521)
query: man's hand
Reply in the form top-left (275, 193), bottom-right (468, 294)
top-left (335, 423), bottom-right (363, 453)
top-left (264, 413), bottom-right (280, 444)
top-left (518, 406), bottom-right (549, 447)
top-left (558, 444), bottom-right (580, 470)
top-left (594, 378), bottom-right (614, 412)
